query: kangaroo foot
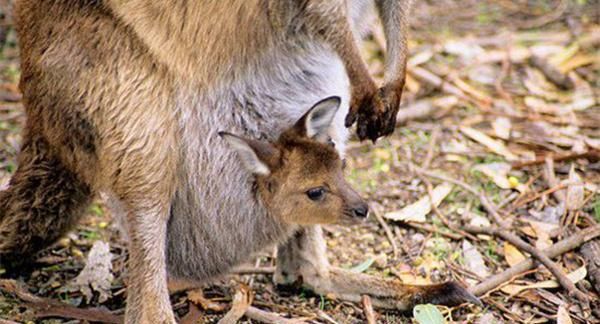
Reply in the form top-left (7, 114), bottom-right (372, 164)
top-left (281, 266), bottom-right (481, 311)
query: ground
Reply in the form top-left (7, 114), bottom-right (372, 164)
top-left (1, 1), bottom-right (599, 323)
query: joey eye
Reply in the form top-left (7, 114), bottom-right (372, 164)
top-left (306, 187), bottom-right (326, 201)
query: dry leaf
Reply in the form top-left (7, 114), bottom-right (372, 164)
top-left (479, 47), bottom-right (530, 64)
top-left (501, 266), bottom-right (587, 296)
top-left (524, 96), bottom-right (571, 116)
top-left (473, 162), bottom-right (512, 189)
top-left (523, 68), bottom-right (570, 101)
top-left (476, 312), bottom-right (502, 324)
top-left (462, 240), bottom-right (489, 282)
top-left (549, 42), bottom-right (579, 66)
top-left (187, 289), bottom-right (227, 312)
top-left (503, 243), bottom-right (526, 267)
top-left (444, 40), bottom-right (485, 60)
top-left (492, 117), bottom-right (511, 140)
top-left (529, 205), bottom-right (563, 225)
top-left (452, 77), bottom-right (492, 103)
top-left (384, 183), bottom-right (453, 222)
top-left (557, 304), bottom-right (573, 324)
top-left (408, 50), bottom-right (434, 67)
top-left (565, 165), bottom-right (584, 211)
top-left (469, 65), bottom-right (498, 85)
top-left (460, 126), bottom-right (518, 161)
top-left (527, 219), bottom-right (558, 249)
top-left (67, 241), bottom-right (114, 303)
top-left (468, 215), bottom-right (493, 240)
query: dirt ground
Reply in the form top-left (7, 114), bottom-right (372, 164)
top-left (1, 1), bottom-right (599, 323)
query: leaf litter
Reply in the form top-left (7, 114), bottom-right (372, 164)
top-left (1, 0), bottom-right (600, 323)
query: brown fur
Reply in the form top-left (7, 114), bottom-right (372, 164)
top-left (1, 1), bottom-right (478, 323)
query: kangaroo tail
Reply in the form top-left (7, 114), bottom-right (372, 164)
top-left (0, 135), bottom-right (93, 267)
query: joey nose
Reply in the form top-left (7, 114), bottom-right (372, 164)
top-left (352, 204), bottom-right (369, 219)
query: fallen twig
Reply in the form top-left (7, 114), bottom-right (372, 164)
top-left (542, 156), bottom-right (566, 203)
top-left (422, 126), bottom-right (440, 170)
top-left (515, 0), bottom-right (568, 29)
top-left (530, 54), bottom-right (574, 90)
top-left (463, 225), bottom-right (589, 303)
top-left (361, 295), bottom-right (377, 324)
top-left (494, 44), bottom-right (515, 106)
top-left (245, 306), bottom-right (308, 324)
top-left (579, 229), bottom-right (600, 294)
top-left (512, 181), bottom-right (574, 208)
top-left (512, 150), bottom-right (600, 169)
top-left (409, 66), bottom-right (490, 110)
top-left (404, 222), bottom-right (462, 241)
top-left (0, 319), bottom-right (20, 324)
top-left (396, 96), bottom-right (459, 125)
top-left (372, 204), bottom-right (399, 258)
top-left (218, 285), bottom-right (252, 324)
top-left (468, 225), bottom-right (600, 298)
top-left (0, 279), bottom-right (122, 323)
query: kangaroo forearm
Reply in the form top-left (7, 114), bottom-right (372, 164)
top-left (375, 0), bottom-right (413, 85)
top-left (302, 0), bottom-right (377, 95)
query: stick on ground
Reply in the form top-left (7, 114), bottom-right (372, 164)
top-left (468, 225), bottom-right (600, 298)
top-left (362, 295), bottom-right (377, 324)
top-left (463, 225), bottom-right (589, 303)
top-left (372, 204), bottom-right (400, 258)
top-left (0, 279), bottom-right (122, 324)
top-left (245, 306), bottom-right (308, 324)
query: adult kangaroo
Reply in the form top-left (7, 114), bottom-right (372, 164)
top-left (1, 1), bottom-right (478, 322)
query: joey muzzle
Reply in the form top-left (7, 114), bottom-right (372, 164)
top-left (351, 203), bottom-right (369, 219)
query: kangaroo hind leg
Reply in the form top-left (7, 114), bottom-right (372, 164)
top-left (274, 226), bottom-right (480, 310)
top-left (0, 134), bottom-right (93, 267)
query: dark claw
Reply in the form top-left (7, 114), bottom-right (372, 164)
top-left (345, 111), bottom-right (357, 128)
top-left (424, 281), bottom-right (482, 307)
top-left (348, 85), bottom-right (403, 142)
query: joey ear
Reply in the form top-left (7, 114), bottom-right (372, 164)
top-left (219, 132), bottom-right (277, 176)
top-left (294, 96), bottom-right (341, 142)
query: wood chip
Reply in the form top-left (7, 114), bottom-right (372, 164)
top-left (460, 126), bottom-right (519, 161)
top-left (384, 183), bottom-right (453, 222)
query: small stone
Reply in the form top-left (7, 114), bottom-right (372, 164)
top-left (412, 233), bottom-right (425, 243)
top-left (361, 233), bottom-right (375, 241)
top-left (380, 164), bottom-right (390, 172)
top-left (374, 253), bottom-right (388, 269)
top-left (58, 237), bottom-right (71, 248)
top-left (71, 247), bottom-right (84, 258)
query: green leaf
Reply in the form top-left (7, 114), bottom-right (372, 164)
top-left (348, 257), bottom-right (375, 273)
top-left (88, 203), bottom-right (104, 216)
top-left (413, 304), bottom-right (446, 324)
top-left (593, 197), bottom-right (600, 222)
